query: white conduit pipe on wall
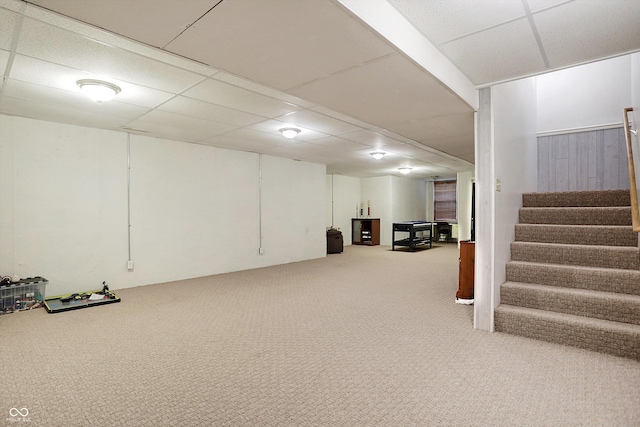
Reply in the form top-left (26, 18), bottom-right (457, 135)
top-left (127, 133), bottom-right (133, 269)
top-left (258, 154), bottom-right (264, 255)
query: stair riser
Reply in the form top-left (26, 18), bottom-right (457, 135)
top-left (506, 262), bottom-right (640, 296)
top-left (514, 225), bottom-right (637, 246)
top-left (519, 207), bottom-right (632, 225)
top-left (494, 309), bottom-right (640, 360)
top-left (501, 285), bottom-right (640, 325)
top-left (522, 190), bottom-right (631, 208)
top-left (510, 243), bottom-right (640, 270)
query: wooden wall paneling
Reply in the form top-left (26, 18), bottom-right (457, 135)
top-left (595, 130), bottom-right (604, 190)
top-left (538, 136), bottom-right (549, 191)
top-left (568, 133), bottom-right (578, 191)
top-left (617, 128), bottom-right (630, 189)
top-left (603, 131), bottom-right (619, 189)
top-left (537, 127), bottom-right (628, 192)
top-left (586, 131), bottom-right (597, 190)
top-left (555, 134), bottom-right (569, 191)
top-left (548, 135), bottom-right (557, 192)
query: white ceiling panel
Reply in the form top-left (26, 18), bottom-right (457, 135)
top-left (0, 48), bottom-right (9, 72)
top-left (307, 136), bottom-right (369, 153)
top-left (202, 133), bottom-right (289, 153)
top-left (388, 0), bottom-right (525, 45)
top-left (16, 17), bottom-right (206, 93)
top-left (165, 0), bottom-right (395, 91)
top-left (290, 53), bottom-right (473, 128)
top-left (4, 79), bottom-right (149, 120)
top-left (158, 96), bottom-right (265, 128)
top-left (9, 54), bottom-right (175, 108)
top-left (3, 0), bottom-right (637, 180)
top-left (130, 110), bottom-right (238, 136)
top-left (275, 109), bottom-right (363, 136)
top-left (0, 6), bottom-right (20, 50)
top-left (183, 79), bottom-right (302, 119)
top-left (526, 0), bottom-right (572, 13)
top-left (0, 95), bottom-right (132, 129)
top-left (246, 119), bottom-right (328, 142)
top-left (441, 17), bottom-right (546, 84)
top-left (534, 0), bottom-right (640, 67)
top-left (26, 0), bottom-right (213, 49)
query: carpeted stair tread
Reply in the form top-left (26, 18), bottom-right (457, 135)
top-left (514, 224), bottom-right (637, 246)
top-left (494, 305), bottom-right (640, 360)
top-left (510, 241), bottom-right (640, 270)
top-left (506, 261), bottom-right (640, 295)
top-left (522, 189), bottom-right (631, 208)
top-left (519, 206), bottom-right (632, 225)
top-left (501, 281), bottom-right (640, 325)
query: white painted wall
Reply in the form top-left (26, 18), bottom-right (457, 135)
top-left (361, 176), bottom-right (392, 245)
top-left (327, 174), bottom-right (361, 245)
top-left (537, 55), bottom-right (632, 133)
top-left (456, 171), bottom-right (474, 243)
top-left (474, 78), bottom-right (537, 331)
top-left (0, 116), bottom-right (326, 296)
top-left (391, 176), bottom-right (426, 225)
top-left (425, 181), bottom-right (434, 221)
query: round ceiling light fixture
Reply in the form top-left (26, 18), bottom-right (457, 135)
top-left (370, 152), bottom-right (385, 160)
top-left (279, 127), bottom-right (301, 139)
top-left (77, 79), bottom-right (121, 102)
top-left (398, 167), bottom-right (412, 175)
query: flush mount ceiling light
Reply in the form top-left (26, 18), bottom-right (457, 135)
top-left (279, 127), bottom-right (301, 139)
top-left (77, 79), bottom-right (121, 102)
top-left (398, 167), bottom-right (412, 175)
top-left (370, 152), bottom-right (385, 160)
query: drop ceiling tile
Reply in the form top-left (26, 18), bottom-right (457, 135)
top-left (290, 54), bottom-right (473, 128)
top-left (440, 17), bottom-right (546, 85)
top-left (165, 0), bottom-right (395, 91)
top-left (526, 0), bottom-right (572, 13)
top-left (130, 110), bottom-right (237, 136)
top-left (309, 105), bottom-right (376, 130)
top-left (0, 95), bottom-right (132, 129)
top-left (202, 133), bottom-right (289, 153)
top-left (183, 79), bottom-right (302, 119)
top-left (246, 119), bottom-right (328, 142)
top-left (4, 79), bottom-right (149, 119)
top-left (0, 6), bottom-right (19, 50)
top-left (16, 17), bottom-right (205, 93)
top-left (0, 48), bottom-right (9, 72)
top-left (221, 128), bottom-right (299, 148)
top-left (534, 0), bottom-right (640, 67)
top-left (158, 96), bottom-right (265, 128)
top-left (388, 0), bottom-right (525, 45)
top-left (213, 72), bottom-right (316, 109)
top-left (121, 118), bottom-right (215, 144)
top-left (307, 136), bottom-right (369, 153)
top-left (276, 109), bottom-right (362, 136)
top-left (339, 130), bottom-right (402, 148)
top-left (9, 54), bottom-right (175, 108)
top-left (23, 1), bottom-right (216, 77)
top-left (387, 112), bottom-right (474, 142)
top-left (26, 0), bottom-right (214, 49)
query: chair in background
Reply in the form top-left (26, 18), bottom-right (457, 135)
top-left (436, 222), bottom-right (451, 243)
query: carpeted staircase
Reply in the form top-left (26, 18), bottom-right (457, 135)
top-left (494, 189), bottom-right (640, 360)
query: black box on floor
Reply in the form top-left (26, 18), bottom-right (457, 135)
top-left (326, 228), bottom-right (343, 254)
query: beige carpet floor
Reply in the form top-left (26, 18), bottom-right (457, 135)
top-left (1, 244), bottom-right (639, 426)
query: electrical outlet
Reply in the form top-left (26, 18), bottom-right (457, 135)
top-left (259, 248), bottom-right (264, 255)
top-left (495, 178), bottom-right (502, 192)
top-left (127, 260), bottom-right (134, 271)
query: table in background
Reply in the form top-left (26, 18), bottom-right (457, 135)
top-left (392, 221), bottom-right (434, 251)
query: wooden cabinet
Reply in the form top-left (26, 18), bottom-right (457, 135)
top-left (352, 218), bottom-right (380, 246)
top-left (457, 240), bottom-right (475, 302)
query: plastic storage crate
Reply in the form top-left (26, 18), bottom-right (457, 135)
top-left (0, 277), bottom-right (48, 314)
